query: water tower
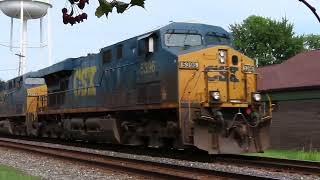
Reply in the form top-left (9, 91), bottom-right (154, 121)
top-left (0, 0), bottom-right (52, 76)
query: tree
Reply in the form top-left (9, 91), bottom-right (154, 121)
top-left (303, 34), bottom-right (320, 50)
top-left (62, 0), bottom-right (146, 25)
top-left (230, 16), bottom-right (304, 66)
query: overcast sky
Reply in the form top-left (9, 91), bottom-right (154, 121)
top-left (0, 0), bottom-right (319, 80)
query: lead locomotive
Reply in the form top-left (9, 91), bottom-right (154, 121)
top-left (0, 22), bottom-right (272, 154)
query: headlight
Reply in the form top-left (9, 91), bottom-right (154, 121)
top-left (253, 93), bottom-right (262, 102)
top-left (218, 50), bottom-right (227, 64)
top-left (210, 91), bottom-right (220, 101)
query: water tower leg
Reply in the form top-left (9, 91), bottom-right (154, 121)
top-left (22, 20), bottom-right (27, 75)
top-left (19, 21), bottom-right (28, 76)
top-left (19, 0), bottom-right (27, 76)
top-left (40, 17), bottom-right (43, 46)
top-left (10, 18), bottom-right (13, 52)
top-left (48, 8), bottom-right (52, 66)
top-left (19, 0), bottom-right (24, 76)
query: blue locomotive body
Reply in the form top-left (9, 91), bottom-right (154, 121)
top-left (36, 23), bottom-right (230, 111)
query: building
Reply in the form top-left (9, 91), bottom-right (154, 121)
top-left (257, 50), bottom-right (320, 151)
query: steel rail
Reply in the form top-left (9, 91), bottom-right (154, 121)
top-left (216, 154), bottom-right (320, 176)
top-left (0, 138), bottom-right (272, 180)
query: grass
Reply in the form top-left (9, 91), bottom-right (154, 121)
top-left (249, 150), bottom-right (320, 162)
top-left (0, 165), bottom-right (39, 180)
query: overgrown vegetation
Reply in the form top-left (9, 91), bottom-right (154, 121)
top-left (230, 15), bottom-right (320, 67)
top-left (304, 34), bottom-right (320, 50)
top-left (250, 150), bottom-right (320, 162)
top-left (0, 165), bottom-right (39, 180)
top-left (230, 16), bottom-right (305, 66)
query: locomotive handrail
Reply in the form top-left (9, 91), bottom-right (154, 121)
top-left (3, 89), bottom-right (18, 96)
top-left (230, 111), bottom-right (260, 128)
top-left (266, 94), bottom-right (273, 119)
top-left (37, 62), bottom-right (138, 97)
top-left (33, 86), bottom-right (98, 112)
top-left (38, 86), bottom-right (99, 96)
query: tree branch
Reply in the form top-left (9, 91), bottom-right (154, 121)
top-left (299, 0), bottom-right (320, 23)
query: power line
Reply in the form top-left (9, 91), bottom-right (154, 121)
top-left (0, 43), bottom-right (48, 49)
top-left (0, 68), bottom-right (18, 72)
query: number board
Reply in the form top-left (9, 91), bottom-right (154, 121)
top-left (179, 61), bottom-right (199, 70)
top-left (242, 65), bottom-right (256, 73)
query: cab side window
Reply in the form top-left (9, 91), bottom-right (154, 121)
top-left (138, 35), bottom-right (157, 56)
top-left (15, 77), bottom-right (22, 88)
top-left (9, 81), bottom-right (13, 89)
top-left (116, 44), bottom-right (123, 60)
top-left (103, 49), bottom-right (112, 64)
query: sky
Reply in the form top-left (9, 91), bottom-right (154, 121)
top-left (0, 0), bottom-right (319, 80)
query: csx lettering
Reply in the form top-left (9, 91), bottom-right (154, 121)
top-left (206, 66), bottom-right (239, 82)
top-left (73, 66), bottom-right (97, 96)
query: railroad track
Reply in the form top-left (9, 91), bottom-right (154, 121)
top-left (215, 154), bottom-right (320, 176)
top-left (0, 137), bottom-right (271, 180)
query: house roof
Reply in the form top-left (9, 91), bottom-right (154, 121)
top-left (257, 50), bottom-right (320, 92)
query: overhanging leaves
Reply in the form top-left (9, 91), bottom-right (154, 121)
top-left (130, 0), bottom-right (145, 8)
top-left (96, 0), bottom-right (113, 18)
top-left (115, 1), bottom-right (130, 14)
top-left (95, 0), bottom-right (145, 18)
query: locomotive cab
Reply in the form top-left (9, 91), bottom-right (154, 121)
top-left (0, 76), bottom-right (47, 135)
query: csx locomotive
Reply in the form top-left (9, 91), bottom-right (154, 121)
top-left (0, 22), bottom-right (272, 154)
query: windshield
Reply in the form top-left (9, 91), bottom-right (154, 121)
top-left (25, 78), bottom-right (45, 85)
top-left (205, 34), bottom-right (231, 46)
top-left (165, 33), bottom-right (202, 47)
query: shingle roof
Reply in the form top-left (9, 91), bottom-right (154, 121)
top-left (257, 50), bottom-right (320, 91)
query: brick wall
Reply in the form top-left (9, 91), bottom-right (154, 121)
top-left (270, 99), bottom-right (320, 151)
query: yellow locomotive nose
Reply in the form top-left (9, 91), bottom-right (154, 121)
top-left (178, 46), bottom-right (271, 154)
top-left (178, 46), bottom-right (257, 108)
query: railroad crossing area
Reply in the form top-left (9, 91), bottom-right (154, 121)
top-left (0, 0), bottom-right (320, 180)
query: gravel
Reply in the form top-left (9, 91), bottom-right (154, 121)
top-left (0, 137), bottom-right (319, 180)
top-left (0, 147), bottom-right (144, 180)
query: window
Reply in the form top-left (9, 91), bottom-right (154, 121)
top-left (103, 49), bottom-right (112, 64)
top-left (60, 79), bottom-right (69, 90)
top-left (0, 82), bottom-right (4, 91)
top-left (25, 78), bottom-right (45, 85)
top-left (9, 81), bottom-right (13, 89)
top-left (138, 40), bottom-right (145, 56)
top-left (164, 33), bottom-right (202, 47)
top-left (0, 93), bottom-right (4, 102)
top-left (205, 33), bottom-right (231, 46)
top-left (15, 77), bottom-right (22, 88)
top-left (116, 44), bottom-right (123, 59)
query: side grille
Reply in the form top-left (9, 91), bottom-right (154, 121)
top-left (137, 82), bottom-right (161, 104)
